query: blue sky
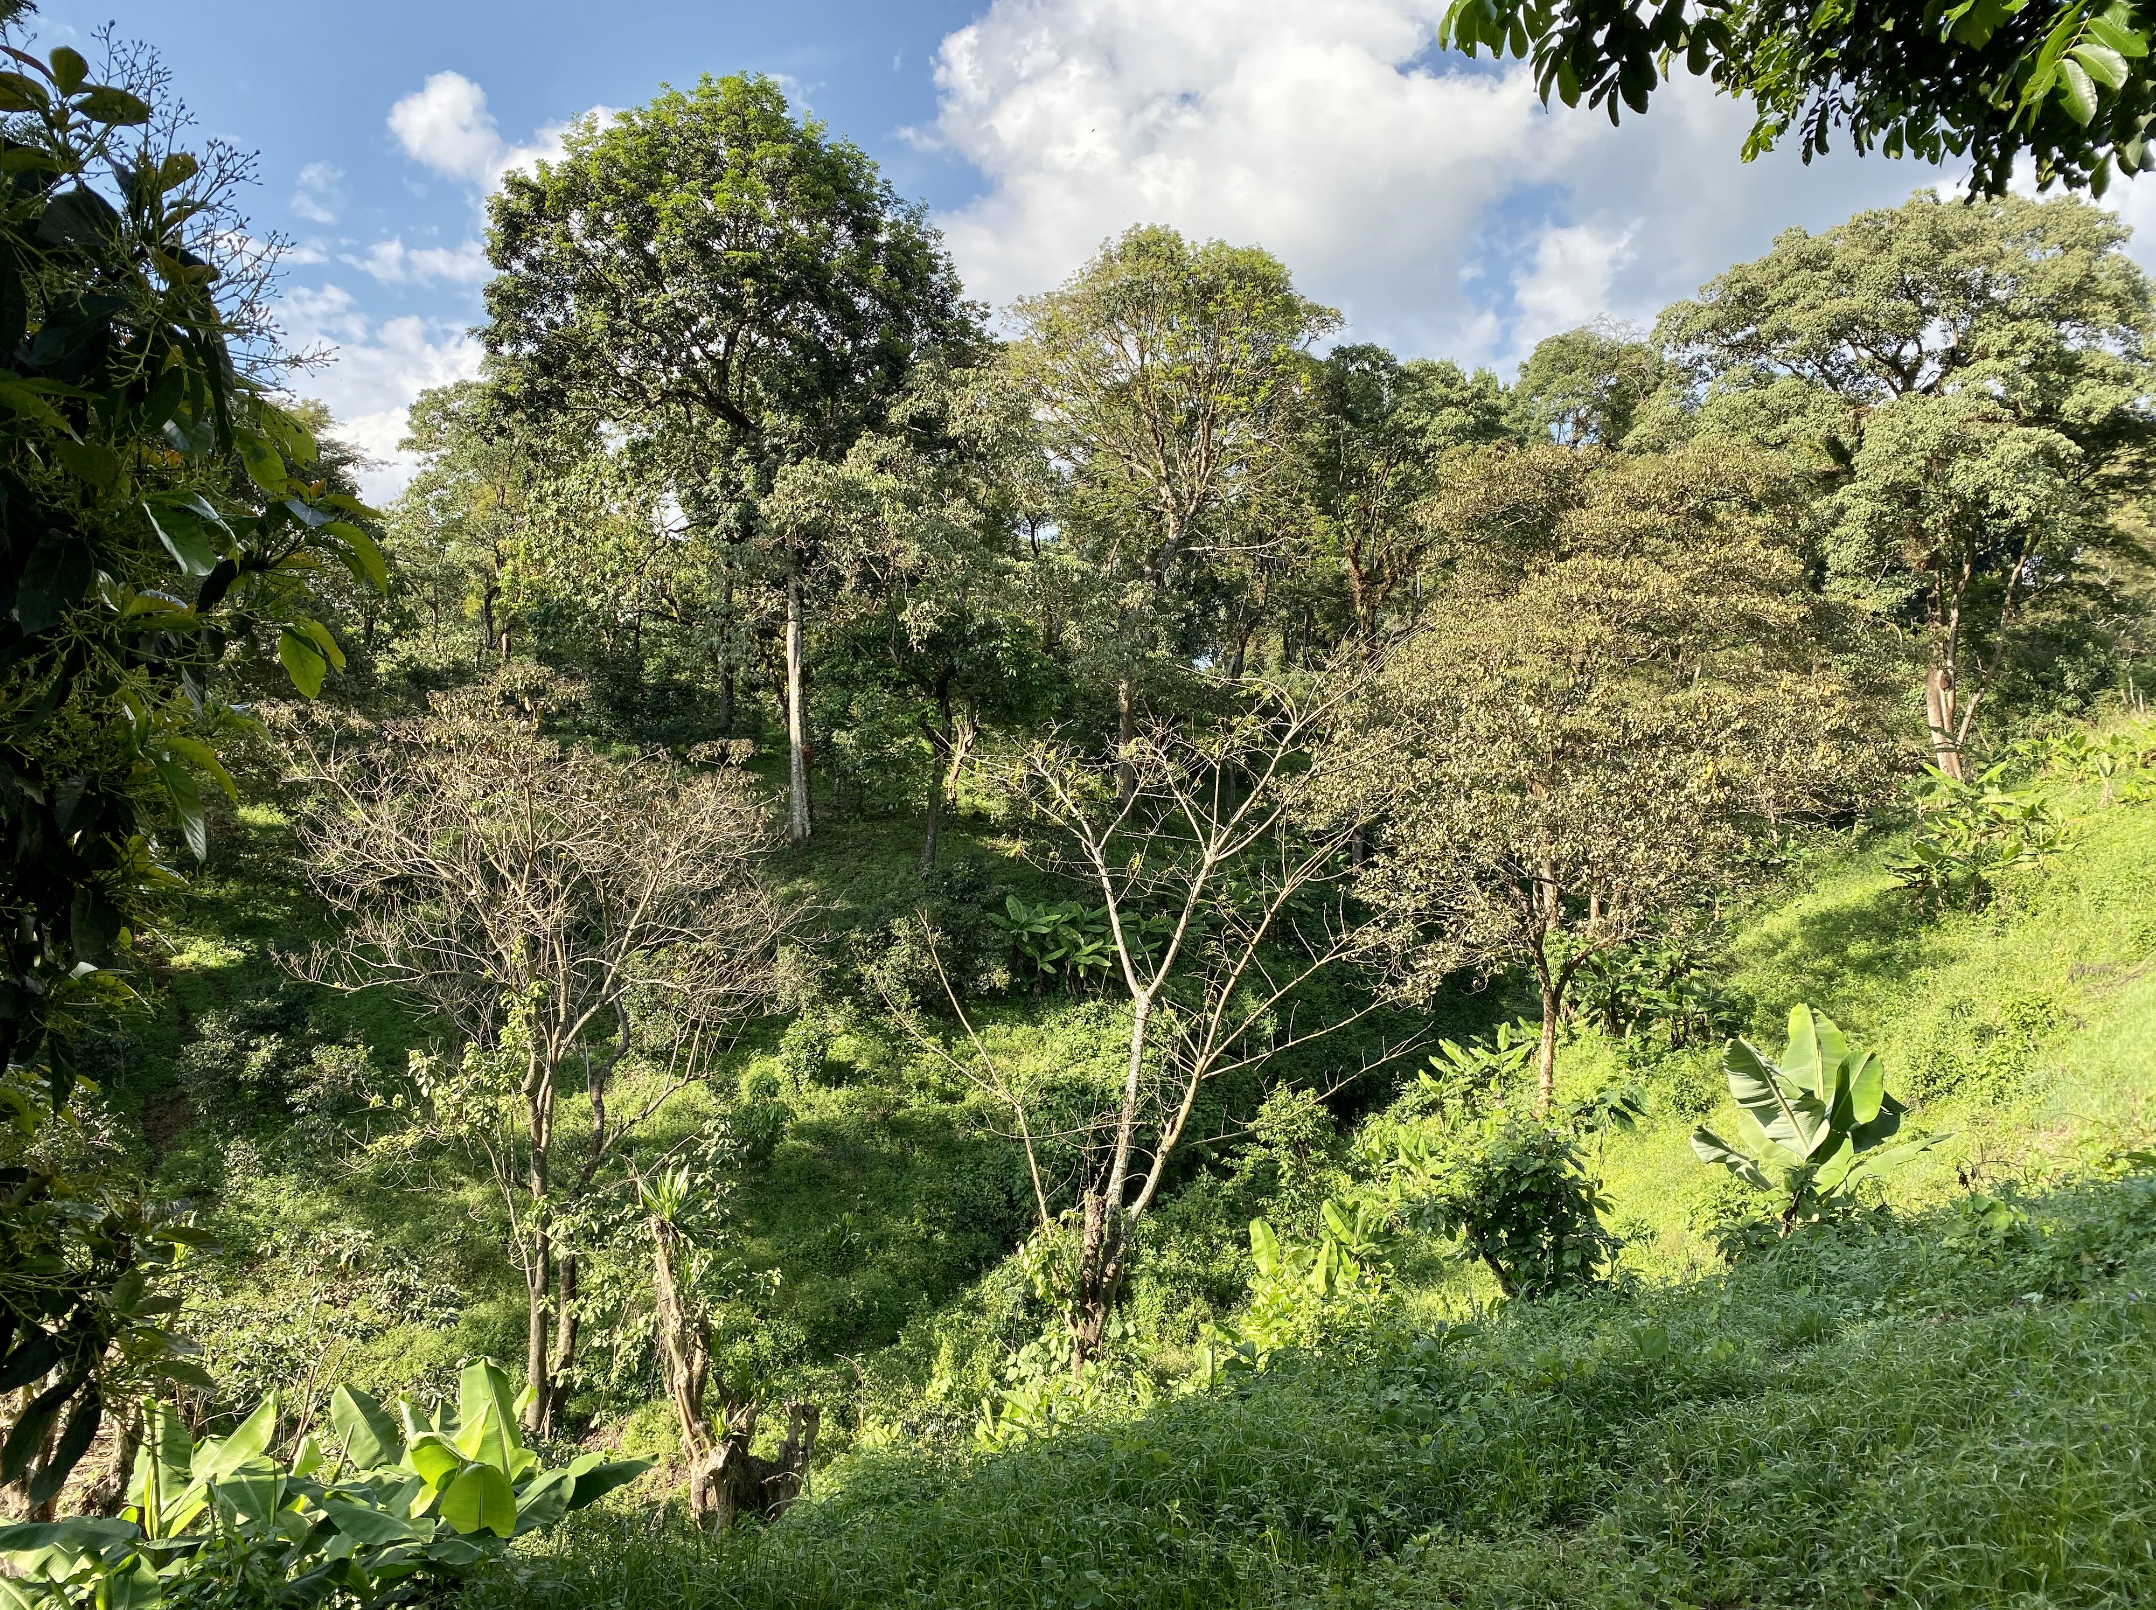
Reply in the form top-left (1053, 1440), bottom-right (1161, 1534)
top-left (35, 0), bottom-right (2150, 497)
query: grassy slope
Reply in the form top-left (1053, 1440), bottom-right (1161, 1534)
top-left (463, 756), bottom-right (2156, 1608)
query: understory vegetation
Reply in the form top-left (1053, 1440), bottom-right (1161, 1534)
top-left (4, 7), bottom-right (2156, 1609)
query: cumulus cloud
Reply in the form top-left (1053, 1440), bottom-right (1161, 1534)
top-left (924, 0), bottom-right (1944, 367)
top-left (388, 70), bottom-right (587, 191)
top-left (279, 284), bottom-right (482, 501)
top-left (345, 236), bottom-right (492, 286)
top-left (290, 161), bottom-right (345, 225)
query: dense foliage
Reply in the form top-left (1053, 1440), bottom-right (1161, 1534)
top-left (4, 13), bottom-right (2156, 1610)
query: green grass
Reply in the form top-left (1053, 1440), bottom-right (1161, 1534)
top-left (452, 750), bottom-right (2156, 1608)
top-left (106, 712), bottom-right (2156, 1606)
top-left (471, 1171), bottom-right (2156, 1608)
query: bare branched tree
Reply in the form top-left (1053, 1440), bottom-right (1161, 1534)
top-left (283, 677), bottom-right (790, 1434)
top-left (928, 674), bottom-right (1402, 1371)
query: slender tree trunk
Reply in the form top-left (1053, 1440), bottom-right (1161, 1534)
top-left (786, 545), bottom-right (811, 847)
top-left (1071, 1189), bottom-right (1125, 1374)
top-left (1924, 664), bottom-right (1963, 781)
top-left (920, 674), bottom-right (953, 873)
top-left (546, 1253), bottom-right (579, 1433)
top-left (523, 1235), bottom-right (552, 1435)
top-left (1116, 678), bottom-right (1137, 805)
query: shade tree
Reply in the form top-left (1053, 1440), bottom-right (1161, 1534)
top-left (483, 73), bottom-right (979, 844)
top-left (1006, 227), bottom-right (1337, 793)
top-left (1657, 192), bottom-right (2156, 775)
top-left (1328, 439), bottom-right (1887, 1109)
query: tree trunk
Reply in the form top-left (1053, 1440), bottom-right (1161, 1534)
top-left (786, 546), bottom-right (811, 847)
top-left (522, 1237), bottom-right (552, 1437)
top-left (1070, 1188), bottom-right (1127, 1374)
top-left (920, 674), bottom-right (953, 873)
top-left (1533, 960), bottom-right (1560, 1114)
top-left (1924, 663), bottom-right (1964, 780)
top-left (1115, 678), bottom-right (1137, 805)
top-left (546, 1252), bottom-right (580, 1435)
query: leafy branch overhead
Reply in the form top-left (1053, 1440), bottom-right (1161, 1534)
top-left (1442, 0), bottom-right (2155, 193)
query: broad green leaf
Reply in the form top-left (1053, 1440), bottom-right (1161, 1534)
top-left (47, 46), bottom-right (87, 93)
top-left (1725, 1038), bottom-right (1822, 1158)
top-left (324, 521), bottom-right (389, 593)
top-left (1849, 1051), bottom-right (1886, 1126)
top-left (1248, 1218), bottom-right (1281, 1278)
top-left (154, 736), bottom-right (237, 806)
top-left (195, 1397), bottom-right (277, 1481)
top-left (1810, 1135), bottom-right (1859, 1193)
top-left (563, 1456), bottom-right (651, 1513)
top-left (2086, 11), bottom-right (2148, 54)
top-left (1690, 1127), bottom-right (1770, 1190)
top-left (2059, 57), bottom-right (2100, 121)
top-left (436, 1463), bottom-right (516, 1538)
top-left (277, 628), bottom-right (328, 697)
top-left (2071, 40), bottom-right (2131, 85)
top-left (148, 756), bottom-right (205, 862)
top-left (321, 1498), bottom-right (425, 1546)
top-left (234, 430), bottom-right (285, 495)
top-left (456, 1362), bottom-right (522, 1457)
top-left (144, 504), bottom-right (218, 577)
top-left (211, 1457), bottom-right (285, 1527)
top-left (103, 1556), bottom-right (162, 1610)
top-left (508, 1468), bottom-right (574, 1536)
top-left (296, 616), bottom-right (346, 670)
top-left (329, 1386), bottom-right (402, 1471)
top-left (1780, 1006), bottom-right (1825, 1097)
top-left (402, 1433), bottom-right (462, 1491)
top-left (0, 71), bottom-right (49, 112)
top-left (52, 439), bottom-right (118, 490)
top-left (74, 85), bottom-right (150, 125)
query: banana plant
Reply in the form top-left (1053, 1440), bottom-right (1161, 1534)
top-left (1691, 1006), bottom-right (1947, 1232)
top-left (0, 1362), bottom-right (648, 1609)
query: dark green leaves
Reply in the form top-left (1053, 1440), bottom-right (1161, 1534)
top-left (73, 86), bottom-right (151, 126)
top-left (15, 531), bottom-right (92, 632)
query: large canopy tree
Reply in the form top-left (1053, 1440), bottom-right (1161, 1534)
top-left (482, 73), bottom-right (979, 844)
top-left (1007, 227), bottom-right (1336, 793)
top-left (1302, 346), bottom-right (1512, 660)
top-left (1656, 191), bottom-right (2156, 774)
top-left (1328, 439), bottom-right (1885, 1108)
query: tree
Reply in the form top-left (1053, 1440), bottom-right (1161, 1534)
top-left (1509, 320), bottom-right (1661, 447)
top-left (767, 363), bottom-right (1059, 870)
top-left (1439, 0), bottom-right (2156, 195)
top-left (0, 34), bottom-right (385, 1513)
top-left (1007, 227), bottom-right (1337, 794)
top-left (1304, 346), bottom-right (1512, 660)
top-left (1329, 440), bottom-right (1883, 1109)
top-left (287, 677), bottom-right (788, 1435)
top-left (1657, 192), bottom-right (2156, 775)
top-left (926, 680), bottom-right (1396, 1370)
top-left (483, 73), bottom-right (979, 845)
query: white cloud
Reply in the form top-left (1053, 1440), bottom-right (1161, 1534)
top-left (278, 284), bottom-right (482, 501)
top-left (388, 70), bottom-right (589, 192)
top-left (1511, 223), bottom-right (1636, 339)
top-left (925, 0), bottom-right (1944, 366)
top-left (345, 236), bottom-right (492, 286)
top-left (291, 161), bottom-right (345, 225)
